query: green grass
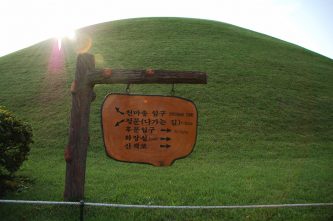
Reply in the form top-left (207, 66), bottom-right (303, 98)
top-left (0, 17), bottom-right (332, 220)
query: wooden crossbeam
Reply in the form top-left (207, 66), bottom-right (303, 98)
top-left (88, 69), bottom-right (207, 85)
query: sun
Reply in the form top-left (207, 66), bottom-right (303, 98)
top-left (49, 28), bottom-right (77, 74)
top-left (56, 30), bottom-right (76, 50)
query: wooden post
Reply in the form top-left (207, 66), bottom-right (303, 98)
top-left (64, 53), bottom-right (207, 201)
top-left (64, 54), bottom-right (95, 201)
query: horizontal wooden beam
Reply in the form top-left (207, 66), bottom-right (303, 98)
top-left (87, 68), bottom-right (207, 85)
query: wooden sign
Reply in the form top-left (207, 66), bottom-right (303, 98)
top-left (101, 93), bottom-right (197, 166)
top-left (63, 54), bottom-right (207, 200)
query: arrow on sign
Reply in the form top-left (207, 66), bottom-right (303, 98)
top-left (160, 128), bottom-right (171, 133)
top-left (115, 107), bottom-right (124, 115)
top-left (114, 119), bottom-right (125, 127)
top-left (160, 137), bottom-right (171, 141)
top-left (160, 144), bottom-right (171, 148)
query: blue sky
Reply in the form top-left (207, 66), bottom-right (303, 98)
top-left (1, 0), bottom-right (332, 59)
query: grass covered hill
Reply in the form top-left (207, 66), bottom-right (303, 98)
top-left (0, 18), bottom-right (332, 220)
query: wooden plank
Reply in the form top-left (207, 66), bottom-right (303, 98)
top-left (88, 68), bottom-right (207, 85)
top-left (101, 94), bottom-right (197, 166)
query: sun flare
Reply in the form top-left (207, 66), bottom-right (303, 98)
top-left (57, 38), bottom-right (62, 51)
top-left (56, 30), bottom-right (77, 51)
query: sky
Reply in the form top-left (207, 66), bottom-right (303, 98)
top-left (1, 0), bottom-right (332, 59)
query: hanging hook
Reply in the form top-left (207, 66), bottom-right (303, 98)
top-left (126, 84), bottom-right (131, 94)
top-left (171, 83), bottom-right (175, 96)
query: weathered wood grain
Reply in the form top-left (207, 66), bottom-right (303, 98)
top-left (64, 54), bottom-right (95, 201)
top-left (88, 69), bottom-right (207, 85)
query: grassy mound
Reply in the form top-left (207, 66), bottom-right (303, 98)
top-left (0, 17), bottom-right (332, 220)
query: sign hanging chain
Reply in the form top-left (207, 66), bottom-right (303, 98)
top-left (171, 84), bottom-right (175, 96)
top-left (125, 84), bottom-right (131, 94)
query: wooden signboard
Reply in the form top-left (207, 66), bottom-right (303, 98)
top-left (101, 94), bottom-right (197, 166)
top-left (64, 53), bottom-right (206, 200)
